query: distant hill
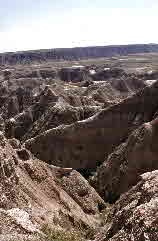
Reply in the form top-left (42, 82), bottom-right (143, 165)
top-left (1, 43), bottom-right (158, 65)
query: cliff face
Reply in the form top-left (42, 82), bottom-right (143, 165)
top-left (1, 43), bottom-right (158, 65)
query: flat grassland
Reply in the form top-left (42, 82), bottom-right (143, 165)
top-left (2, 53), bottom-right (158, 74)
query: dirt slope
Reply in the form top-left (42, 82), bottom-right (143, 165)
top-left (0, 133), bottom-right (106, 240)
top-left (25, 81), bottom-right (158, 169)
top-left (94, 170), bottom-right (158, 241)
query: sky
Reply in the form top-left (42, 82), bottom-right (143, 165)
top-left (0, 0), bottom-right (158, 53)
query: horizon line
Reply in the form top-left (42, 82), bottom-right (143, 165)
top-left (0, 42), bottom-right (157, 55)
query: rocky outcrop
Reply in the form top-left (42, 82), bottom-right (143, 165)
top-left (90, 68), bottom-right (125, 81)
top-left (58, 67), bottom-right (87, 83)
top-left (1, 49), bottom-right (158, 240)
top-left (5, 110), bottom-right (33, 139)
top-left (7, 73), bottom-right (144, 141)
top-left (83, 76), bottom-right (146, 105)
top-left (4, 86), bottom-right (59, 139)
top-left (4, 82), bottom-right (103, 140)
top-left (94, 170), bottom-right (158, 241)
top-left (0, 67), bottom-right (58, 121)
top-left (0, 65), bottom-right (146, 132)
top-left (25, 81), bottom-right (158, 169)
top-left (0, 133), bottom-right (106, 239)
top-left (7, 96), bottom-right (19, 118)
top-left (23, 105), bottom-right (102, 141)
top-left (93, 118), bottom-right (158, 202)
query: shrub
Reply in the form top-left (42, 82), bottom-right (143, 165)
top-left (40, 224), bottom-right (84, 241)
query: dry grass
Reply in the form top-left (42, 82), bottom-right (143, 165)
top-left (39, 224), bottom-right (85, 241)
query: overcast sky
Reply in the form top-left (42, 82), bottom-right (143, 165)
top-left (0, 0), bottom-right (158, 53)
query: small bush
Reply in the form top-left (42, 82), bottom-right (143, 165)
top-left (40, 224), bottom-right (84, 241)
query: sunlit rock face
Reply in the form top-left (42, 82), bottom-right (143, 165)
top-left (0, 133), bottom-right (106, 239)
top-left (94, 170), bottom-right (158, 241)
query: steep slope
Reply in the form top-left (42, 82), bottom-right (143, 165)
top-left (93, 117), bottom-right (158, 202)
top-left (0, 133), bottom-right (106, 240)
top-left (25, 81), bottom-right (158, 169)
top-left (23, 105), bottom-right (102, 141)
top-left (94, 170), bottom-right (158, 241)
top-left (4, 71), bottom-right (145, 141)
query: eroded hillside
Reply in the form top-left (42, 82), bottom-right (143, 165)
top-left (0, 57), bottom-right (158, 240)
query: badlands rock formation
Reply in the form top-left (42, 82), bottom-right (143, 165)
top-left (25, 81), bottom-right (158, 169)
top-left (93, 117), bottom-right (158, 203)
top-left (94, 170), bottom-right (158, 241)
top-left (0, 58), bottom-right (158, 240)
top-left (0, 133), bottom-right (105, 240)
